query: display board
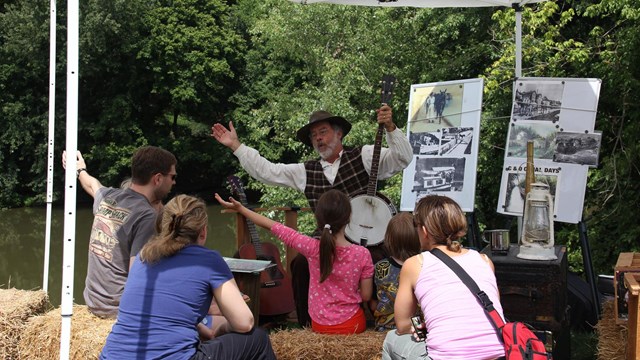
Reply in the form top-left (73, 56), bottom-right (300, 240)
top-left (496, 77), bottom-right (602, 224)
top-left (400, 78), bottom-right (483, 212)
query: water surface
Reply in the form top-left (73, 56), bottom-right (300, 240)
top-left (0, 204), bottom-right (244, 306)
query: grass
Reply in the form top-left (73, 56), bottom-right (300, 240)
top-left (571, 329), bottom-right (598, 360)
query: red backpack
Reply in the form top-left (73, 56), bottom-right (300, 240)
top-left (490, 314), bottom-right (552, 359)
top-left (431, 249), bottom-right (552, 360)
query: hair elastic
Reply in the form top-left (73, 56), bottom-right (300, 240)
top-left (324, 223), bottom-right (332, 234)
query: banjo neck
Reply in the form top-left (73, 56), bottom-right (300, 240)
top-left (344, 75), bottom-right (397, 247)
top-left (367, 123), bottom-right (384, 196)
top-left (368, 74), bottom-right (395, 194)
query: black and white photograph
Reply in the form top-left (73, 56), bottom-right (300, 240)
top-left (553, 131), bottom-right (601, 167)
top-left (411, 157), bottom-right (466, 194)
top-left (500, 170), bottom-right (559, 217)
top-left (512, 81), bottom-right (564, 122)
top-left (409, 84), bottom-right (464, 132)
top-left (503, 172), bottom-right (525, 215)
top-left (506, 122), bottom-right (557, 159)
top-left (408, 131), bottom-right (440, 155)
top-left (439, 127), bottom-right (473, 155)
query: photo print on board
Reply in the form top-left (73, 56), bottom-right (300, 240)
top-left (500, 166), bottom-right (560, 217)
top-left (409, 84), bottom-right (464, 132)
top-left (553, 131), bottom-right (602, 167)
top-left (503, 172), bottom-right (525, 215)
top-left (412, 157), bottom-right (466, 195)
top-left (439, 127), bottom-right (474, 156)
top-left (512, 81), bottom-right (564, 122)
top-left (408, 131), bottom-right (441, 155)
top-left (507, 122), bottom-right (557, 159)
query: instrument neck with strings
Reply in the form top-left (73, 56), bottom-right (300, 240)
top-left (344, 75), bottom-right (398, 247)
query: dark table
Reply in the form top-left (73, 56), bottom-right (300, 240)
top-left (482, 244), bottom-right (570, 358)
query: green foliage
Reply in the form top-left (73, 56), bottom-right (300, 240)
top-left (1, 0), bottom-right (245, 206)
top-left (137, 0), bottom-right (245, 123)
top-left (0, 0), bottom-right (51, 208)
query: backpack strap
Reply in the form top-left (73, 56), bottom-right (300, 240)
top-left (429, 248), bottom-right (506, 334)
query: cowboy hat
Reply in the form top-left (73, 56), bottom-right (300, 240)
top-left (296, 110), bottom-right (352, 147)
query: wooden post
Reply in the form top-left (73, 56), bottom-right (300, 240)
top-left (235, 213), bottom-right (249, 249)
top-left (283, 209), bottom-right (300, 273)
top-left (525, 140), bottom-right (535, 197)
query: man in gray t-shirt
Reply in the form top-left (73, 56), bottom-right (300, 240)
top-left (63, 146), bottom-right (177, 318)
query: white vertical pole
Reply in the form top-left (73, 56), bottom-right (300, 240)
top-left (514, 3), bottom-right (523, 240)
top-left (59, 0), bottom-right (79, 357)
top-left (43, 0), bottom-right (57, 294)
top-left (514, 3), bottom-right (522, 78)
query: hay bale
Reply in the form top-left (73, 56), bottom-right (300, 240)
top-left (0, 288), bottom-right (50, 360)
top-left (269, 328), bottom-right (386, 360)
top-left (596, 300), bottom-right (627, 360)
top-left (19, 305), bottom-right (115, 360)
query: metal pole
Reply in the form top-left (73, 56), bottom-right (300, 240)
top-left (59, 0), bottom-right (79, 357)
top-left (43, 0), bottom-right (57, 293)
top-left (513, 3), bottom-right (523, 78)
top-left (578, 220), bottom-right (601, 320)
top-left (466, 212), bottom-right (481, 250)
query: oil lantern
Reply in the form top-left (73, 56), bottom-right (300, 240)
top-left (517, 182), bottom-right (557, 260)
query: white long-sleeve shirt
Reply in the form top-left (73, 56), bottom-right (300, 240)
top-left (233, 128), bottom-right (413, 192)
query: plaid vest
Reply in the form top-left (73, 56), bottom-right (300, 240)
top-left (303, 146), bottom-right (370, 212)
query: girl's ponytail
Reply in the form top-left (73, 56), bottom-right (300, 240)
top-left (319, 224), bottom-right (336, 282)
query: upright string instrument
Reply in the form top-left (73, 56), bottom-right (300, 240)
top-left (345, 75), bottom-right (398, 246)
top-left (228, 175), bottom-right (295, 316)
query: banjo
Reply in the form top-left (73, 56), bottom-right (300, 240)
top-left (345, 75), bottom-right (398, 247)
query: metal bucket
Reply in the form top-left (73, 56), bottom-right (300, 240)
top-left (483, 229), bottom-right (510, 254)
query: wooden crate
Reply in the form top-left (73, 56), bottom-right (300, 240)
top-left (624, 272), bottom-right (639, 360)
top-left (614, 252), bottom-right (640, 324)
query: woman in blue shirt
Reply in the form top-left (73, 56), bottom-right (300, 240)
top-left (101, 194), bottom-right (275, 360)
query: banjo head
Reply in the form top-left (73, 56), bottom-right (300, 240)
top-left (345, 194), bottom-right (397, 247)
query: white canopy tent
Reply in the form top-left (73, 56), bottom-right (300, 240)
top-left (289, 0), bottom-right (549, 78)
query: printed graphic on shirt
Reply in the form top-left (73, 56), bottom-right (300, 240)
top-left (375, 261), bottom-right (391, 279)
top-left (89, 198), bottom-right (131, 261)
top-left (374, 260), bottom-right (401, 330)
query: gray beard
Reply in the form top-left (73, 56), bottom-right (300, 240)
top-left (315, 138), bottom-right (339, 161)
top-left (317, 147), bottom-right (334, 160)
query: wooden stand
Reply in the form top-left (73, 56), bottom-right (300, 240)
top-left (624, 272), bottom-right (640, 360)
top-left (614, 252), bottom-right (640, 324)
top-left (231, 271), bottom-right (262, 322)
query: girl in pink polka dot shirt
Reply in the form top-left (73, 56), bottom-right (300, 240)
top-left (216, 189), bottom-right (374, 334)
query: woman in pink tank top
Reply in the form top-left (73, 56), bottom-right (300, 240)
top-left (382, 195), bottom-right (505, 360)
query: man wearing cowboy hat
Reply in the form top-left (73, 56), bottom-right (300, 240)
top-left (211, 104), bottom-right (412, 326)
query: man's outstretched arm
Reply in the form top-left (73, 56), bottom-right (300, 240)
top-left (62, 150), bottom-right (103, 198)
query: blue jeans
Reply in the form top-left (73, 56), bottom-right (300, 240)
top-left (381, 330), bottom-right (430, 360)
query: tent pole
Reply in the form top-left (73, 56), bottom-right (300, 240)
top-left (513, 3), bottom-right (523, 78)
top-left (59, 0), bottom-right (79, 357)
top-left (44, 0), bottom-right (57, 294)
